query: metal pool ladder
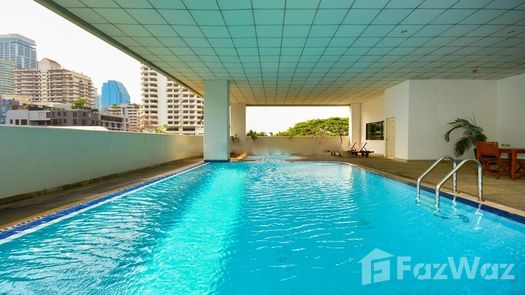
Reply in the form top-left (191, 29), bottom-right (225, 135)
top-left (416, 156), bottom-right (484, 209)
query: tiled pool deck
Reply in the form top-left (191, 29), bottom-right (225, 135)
top-left (0, 154), bottom-right (523, 230)
top-left (300, 154), bottom-right (525, 213)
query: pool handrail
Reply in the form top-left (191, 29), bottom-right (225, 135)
top-left (416, 155), bottom-right (457, 199)
top-left (435, 159), bottom-right (484, 209)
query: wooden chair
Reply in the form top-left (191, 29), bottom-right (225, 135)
top-left (476, 142), bottom-right (508, 179)
top-left (517, 159), bottom-right (525, 179)
top-left (352, 142), bottom-right (375, 157)
top-left (344, 142), bottom-right (357, 155)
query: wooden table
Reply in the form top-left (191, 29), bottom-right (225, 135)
top-left (499, 148), bottom-right (525, 180)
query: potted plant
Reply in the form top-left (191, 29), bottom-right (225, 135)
top-left (230, 134), bottom-right (240, 143)
top-left (443, 117), bottom-right (487, 157)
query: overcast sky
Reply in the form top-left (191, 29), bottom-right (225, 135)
top-left (1, 0), bottom-right (348, 133)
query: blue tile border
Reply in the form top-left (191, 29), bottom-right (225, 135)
top-left (0, 163), bottom-right (208, 241)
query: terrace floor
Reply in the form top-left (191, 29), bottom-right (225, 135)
top-left (1, 154), bottom-right (523, 230)
top-left (299, 154), bottom-right (525, 213)
top-left (0, 157), bottom-right (203, 229)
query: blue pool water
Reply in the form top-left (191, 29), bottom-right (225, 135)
top-left (0, 161), bottom-right (523, 294)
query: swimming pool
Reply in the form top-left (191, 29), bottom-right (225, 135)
top-left (0, 161), bottom-right (523, 294)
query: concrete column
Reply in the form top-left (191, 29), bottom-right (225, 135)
top-left (204, 80), bottom-right (230, 161)
top-left (349, 103), bottom-right (361, 147)
top-left (230, 103), bottom-right (246, 140)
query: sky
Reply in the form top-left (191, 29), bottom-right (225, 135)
top-left (1, 0), bottom-right (348, 134)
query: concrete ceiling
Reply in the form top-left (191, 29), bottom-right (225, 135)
top-left (36, 0), bottom-right (525, 105)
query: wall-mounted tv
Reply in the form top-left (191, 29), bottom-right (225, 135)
top-left (366, 121), bottom-right (384, 140)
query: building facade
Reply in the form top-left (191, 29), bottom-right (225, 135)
top-left (108, 103), bottom-right (140, 132)
top-left (13, 58), bottom-right (95, 106)
top-left (5, 107), bottom-right (125, 131)
top-left (0, 34), bottom-right (37, 70)
top-left (101, 80), bottom-right (130, 109)
top-left (140, 65), bottom-right (203, 135)
top-left (13, 68), bottom-right (41, 100)
top-left (0, 60), bottom-right (15, 96)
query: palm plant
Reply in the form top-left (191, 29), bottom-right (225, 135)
top-left (443, 117), bottom-right (487, 157)
top-left (246, 130), bottom-right (259, 142)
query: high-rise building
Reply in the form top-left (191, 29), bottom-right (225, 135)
top-left (101, 80), bottom-right (131, 109)
top-left (13, 58), bottom-right (95, 106)
top-left (140, 65), bottom-right (203, 135)
top-left (0, 34), bottom-right (37, 69)
top-left (0, 60), bottom-right (15, 96)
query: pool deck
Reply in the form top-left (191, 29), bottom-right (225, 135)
top-left (0, 157), bottom-right (203, 230)
top-left (1, 154), bottom-right (524, 230)
top-left (297, 154), bottom-right (525, 215)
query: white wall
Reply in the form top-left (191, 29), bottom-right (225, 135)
top-left (0, 126), bottom-right (203, 199)
top-left (408, 79), bottom-right (498, 160)
top-left (349, 103), bottom-right (361, 147)
top-left (497, 73), bottom-right (525, 148)
top-left (203, 80), bottom-right (230, 161)
top-left (357, 73), bottom-right (525, 160)
top-left (230, 103), bottom-right (246, 140)
top-left (384, 81), bottom-right (410, 159)
top-left (361, 95), bottom-right (385, 155)
top-left (238, 136), bottom-right (350, 156)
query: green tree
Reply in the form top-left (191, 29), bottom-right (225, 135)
top-left (274, 117), bottom-right (349, 141)
top-left (73, 97), bottom-right (88, 109)
top-left (155, 125), bottom-right (167, 134)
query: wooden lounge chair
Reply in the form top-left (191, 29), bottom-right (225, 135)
top-left (344, 142), bottom-right (357, 155)
top-left (476, 142), bottom-right (508, 179)
top-left (352, 142), bottom-right (375, 157)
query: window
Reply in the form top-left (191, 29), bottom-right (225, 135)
top-left (21, 119), bottom-right (28, 125)
top-left (366, 121), bottom-right (384, 140)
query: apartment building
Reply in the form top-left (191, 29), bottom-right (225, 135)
top-left (5, 107), bottom-right (124, 131)
top-left (12, 68), bottom-right (41, 100)
top-left (108, 103), bottom-right (140, 132)
top-left (140, 65), bottom-right (203, 135)
top-left (13, 58), bottom-right (95, 106)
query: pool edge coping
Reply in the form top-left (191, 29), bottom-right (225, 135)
top-left (0, 161), bottom-right (207, 241)
top-left (1, 159), bottom-right (523, 242)
top-left (321, 160), bottom-right (525, 224)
